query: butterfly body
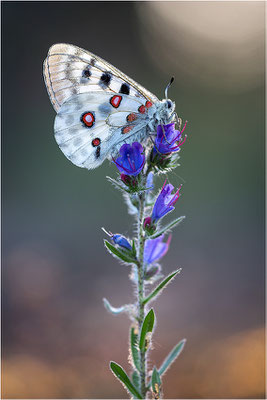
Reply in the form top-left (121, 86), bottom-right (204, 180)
top-left (44, 44), bottom-right (176, 169)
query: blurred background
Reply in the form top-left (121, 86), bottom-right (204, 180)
top-left (2, 1), bottom-right (265, 399)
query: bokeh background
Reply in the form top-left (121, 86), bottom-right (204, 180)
top-left (2, 1), bottom-right (265, 399)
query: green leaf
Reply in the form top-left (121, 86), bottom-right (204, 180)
top-left (147, 339), bottom-right (186, 389)
top-left (103, 298), bottom-right (133, 315)
top-left (143, 269), bottom-right (182, 305)
top-left (151, 366), bottom-right (162, 394)
top-left (106, 176), bottom-right (129, 193)
top-left (130, 326), bottom-right (140, 371)
top-left (139, 309), bottom-right (155, 352)
top-left (104, 240), bottom-right (138, 265)
top-left (132, 239), bottom-right (137, 257)
top-left (148, 216), bottom-right (186, 239)
top-left (110, 361), bottom-right (142, 399)
top-left (106, 176), bottom-right (151, 195)
top-left (131, 370), bottom-right (140, 393)
top-left (158, 339), bottom-right (186, 376)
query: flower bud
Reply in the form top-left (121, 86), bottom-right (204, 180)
top-left (112, 234), bottom-right (132, 251)
top-left (144, 217), bottom-right (152, 229)
top-left (121, 174), bottom-right (138, 189)
top-left (143, 217), bottom-right (156, 235)
top-left (121, 174), bottom-right (131, 185)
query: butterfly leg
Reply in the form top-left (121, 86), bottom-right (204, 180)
top-left (148, 135), bottom-right (162, 156)
top-left (175, 113), bottom-right (182, 131)
top-left (160, 123), bottom-right (172, 145)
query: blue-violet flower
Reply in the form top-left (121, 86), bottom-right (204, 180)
top-left (152, 180), bottom-right (182, 221)
top-left (114, 142), bottom-right (145, 176)
top-left (144, 234), bottom-right (171, 264)
top-left (112, 234), bottom-right (132, 251)
top-left (154, 123), bottom-right (186, 154)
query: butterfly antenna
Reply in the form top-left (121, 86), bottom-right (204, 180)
top-left (165, 76), bottom-right (174, 99)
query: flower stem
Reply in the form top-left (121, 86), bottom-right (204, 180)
top-left (137, 191), bottom-right (147, 398)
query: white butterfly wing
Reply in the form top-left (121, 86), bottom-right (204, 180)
top-left (54, 92), bottom-right (149, 169)
top-left (43, 43), bottom-right (158, 112)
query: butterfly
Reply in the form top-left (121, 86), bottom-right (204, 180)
top-left (43, 43), bottom-right (177, 170)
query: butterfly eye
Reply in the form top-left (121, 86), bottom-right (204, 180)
top-left (167, 100), bottom-right (172, 109)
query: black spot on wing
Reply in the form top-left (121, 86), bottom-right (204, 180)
top-left (82, 67), bottom-right (91, 78)
top-left (119, 83), bottom-right (130, 95)
top-left (95, 146), bottom-right (101, 159)
top-left (100, 72), bottom-right (112, 88)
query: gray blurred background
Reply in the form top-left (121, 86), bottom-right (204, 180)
top-left (2, 1), bottom-right (265, 398)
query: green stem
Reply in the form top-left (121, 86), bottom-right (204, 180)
top-left (137, 191), bottom-right (147, 398)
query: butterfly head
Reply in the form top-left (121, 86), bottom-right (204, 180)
top-left (155, 98), bottom-right (176, 126)
top-left (165, 98), bottom-right (176, 120)
top-left (158, 77), bottom-right (176, 124)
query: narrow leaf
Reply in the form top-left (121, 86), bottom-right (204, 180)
top-left (148, 216), bottom-right (186, 239)
top-left (143, 269), bottom-right (182, 305)
top-left (131, 370), bottom-right (140, 393)
top-left (158, 339), bottom-right (186, 376)
top-left (103, 298), bottom-right (133, 315)
top-left (110, 361), bottom-right (142, 399)
top-left (139, 309), bottom-right (155, 352)
top-left (104, 240), bottom-right (137, 265)
top-left (106, 176), bottom-right (129, 193)
top-left (151, 367), bottom-right (162, 394)
top-left (132, 239), bottom-right (136, 257)
top-left (130, 326), bottom-right (140, 371)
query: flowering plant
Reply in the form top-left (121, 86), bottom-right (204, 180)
top-left (103, 122), bottom-right (188, 399)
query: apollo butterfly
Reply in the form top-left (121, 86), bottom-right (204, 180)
top-left (43, 43), bottom-right (177, 169)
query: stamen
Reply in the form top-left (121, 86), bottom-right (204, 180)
top-left (168, 185), bottom-right (182, 207)
top-left (127, 153), bottom-right (135, 172)
top-left (161, 179), bottom-right (167, 192)
top-left (181, 120), bottom-right (188, 134)
top-left (166, 234), bottom-right (172, 246)
top-left (178, 134), bottom-right (187, 147)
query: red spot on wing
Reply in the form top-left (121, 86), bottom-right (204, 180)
top-left (146, 101), bottom-right (153, 108)
top-left (92, 138), bottom-right (101, 147)
top-left (81, 112), bottom-right (95, 127)
top-left (127, 113), bottom-right (137, 122)
top-left (110, 95), bottom-right (122, 108)
top-left (122, 126), bottom-right (134, 134)
top-left (138, 105), bottom-right (146, 114)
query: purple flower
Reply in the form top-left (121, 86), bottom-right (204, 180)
top-left (113, 142), bottom-right (145, 176)
top-left (154, 123), bottom-right (186, 154)
top-left (112, 234), bottom-right (132, 251)
top-left (152, 180), bottom-right (181, 221)
top-left (144, 235), bottom-right (171, 264)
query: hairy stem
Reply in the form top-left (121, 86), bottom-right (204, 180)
top-left (137, 190), bottom-right (147, 398)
